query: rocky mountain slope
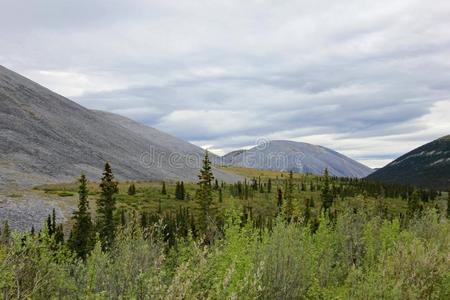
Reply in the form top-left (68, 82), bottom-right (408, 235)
top-left (0, 65), bottom-right (239, 188)
top-left (366, 135), bottom-right (450, 190)
top-left (222, 140), bottom-right (373, 178)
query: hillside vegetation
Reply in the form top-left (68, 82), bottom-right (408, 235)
top-left (1, 160), bottom-right (449, 299)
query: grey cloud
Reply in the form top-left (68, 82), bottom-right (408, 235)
top-left (1, 0), bottom-right (449, 168)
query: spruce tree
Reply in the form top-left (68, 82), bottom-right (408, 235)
top-left (180, 181), bottom-right (185, 200)
top-left (277, 188), bottom-right (283, 211)
top-left (1, 221), bottom-right (10, 244)
top-left (175, 182), bottom-right (180, 199)
top-left (219, 188), bottom-right (223, 203)
top-left (96, 162), bottom-right (119, 251)
top-left (52, 208), bottom-right (57, 234)
top-left (321, 168), bottom-right (333, 212)
top-left (408, 189), bottom-right (422, 217)
top-left (447, 189), bottom-right (450, 218)
top-left (161, 181), bottom-right (167, 195)
top-left (55, 224), bottom-right (64, 244)
top-left (68, 174), bottom-right (94, 260)
top-left (283, 171), bottom-right (294, 222)
top-left (47, 214), bottom-right (53, 235)
top-left (196, 150), bottom-right (214, 232)
top-left (267, 178), bottom-right (272, 193)
top-left (128, 183), bottom-right (136, 196)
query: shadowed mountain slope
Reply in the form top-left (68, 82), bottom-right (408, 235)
top-left (367, 136), bottom-right (450, 190)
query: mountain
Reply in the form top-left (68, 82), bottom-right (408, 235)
top-left (222, 140), bottom-right (373, 178)
top-left (0, 65), bottom-right (240, 188)
top-left (366, 136), bottom-right (450, 190)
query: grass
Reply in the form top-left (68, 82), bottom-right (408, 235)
top-left (32, 167), bottom-right (448, 224)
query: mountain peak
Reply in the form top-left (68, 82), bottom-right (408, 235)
top-left (223, 140), bottom-right (372, 178)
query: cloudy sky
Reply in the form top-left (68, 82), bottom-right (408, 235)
top-left (1, 0), bottom-right (450, 168)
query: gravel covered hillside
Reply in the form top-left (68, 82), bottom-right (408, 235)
top-left (222, 140), bottom-right (373, 178)
top-left (0, 65), bottom-right (240, 188)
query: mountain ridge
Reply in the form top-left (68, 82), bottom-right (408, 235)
top-left (366, 135), bottom-right (450, 189)
top-left (222, 140), bottom-right (373, 178)
top-left (0, 65), bottom-right (240, 188)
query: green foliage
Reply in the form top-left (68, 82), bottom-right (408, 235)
top-left (321, 168), bottom-right (334, 212)
top-left (196, 150), bottom-right (214, 232)
top-left (97, 162), bottom-right (119, 251)
top-left (57, 191), bottom-right (74, 197)
top-left (2, 207), bottom-right (448, 299)
top-left (161, 181), bottom-right (167, 195)
top-left (283, 170), bottom-right (295, 222)
top-left (127, 183), bottom-right (136, 196)
top-left (68, 174), bottom-right (94, 260)
top-left (11, 166), bottom-right (449, 298)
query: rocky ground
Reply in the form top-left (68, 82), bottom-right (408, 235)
top-left (0, 188), bottom-right (74, 232)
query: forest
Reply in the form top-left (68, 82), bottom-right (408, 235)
top-left (0, 152), bottom-right (449, 299)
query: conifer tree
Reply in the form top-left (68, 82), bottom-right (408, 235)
top-left (55, 224), bottom-right (64, 244)
top-left (408, 189), bottom-right (422, 217)
top-left (47, 214), bottom-right (53, 235)
top-left (161, 181), bottom-right (167, 195)
top-left (180, 181), bottom-right (185, 200)
top-left (68, 174), bottom-right (94, 260)
top-left (283, 171), bottom-right (295, 222)
top-left (214, 179), bottom-right (219, 190)
top-left (196, 150), bottom-right (214, 232)
top-left (96, 162), bottom-right (119, 251)
top-left (1, 221), bottom-right (10, 244)
top-left (277, 188), bottom-right (283, 211)
top-left (52, 208), bottom-right (57, 233)
top-left (219, 188), bottom-right (223, 203)
top-left (175, 182), bottom-right (180, 199)
top-left (321, 168), bottom-right (333, 212)
top-left (267, 178), bottom-right (272, 193)
top-left (120, 209), bottom-right (126, 227)
top-left (447, 189), bottom-right (450, 218)
top-left (128, 183), bottom-right (136, 196)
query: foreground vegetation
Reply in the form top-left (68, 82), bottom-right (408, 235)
top-left (1, 154), bottom-right (449, 299)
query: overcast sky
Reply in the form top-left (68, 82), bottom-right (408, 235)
top-left (1, 0), bottom-right (450, 168)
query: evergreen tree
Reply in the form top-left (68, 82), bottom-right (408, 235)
top-left (214, 179), bottom-right (219, 190)
top-left (267, 178), bottom-right (272, 193)
top-left (277, 188), bottom-right (283, 211)
top-left (161, 181), bottom-right (167, 195)
top-left (51, 208), bottom-right (57, 234)
top-left (219, 188), bottom-right (223, 203)
top-left (321, 168), bottom-right (333, 212)
top-left (447, 189), bottom-right (450, 218)
top-left (283, 171), bottom-right (295, 222)
top-left (175, 182), bottom-right (180, 199)
top-left (47, 214), bottom-right (53, 235)
top-left (180, 181), bottom-right (185, 200)
top-left (128, 183), bottom-right (136, 196)
top-left (68, 174), bottom-right (94, 260)
top-left (54, 224), bottom-right (64, 244)
top-left (120, 209), bottom-right (126, 227)
top-left (1, 221), bottom-right (10, 244)
top-left (196, 150), bottom-right (214, 232)
top-left (408, 189), bottom-right (422, 217)
top-left (96, 162), bottom-right (119, 251)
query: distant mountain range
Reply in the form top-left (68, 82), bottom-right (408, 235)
top-left (222, 140), bottom-right (373, 178)
top-left (0, 65), bottom-right (240, 188)
top-left (367, 135), bottom-right (450, 190)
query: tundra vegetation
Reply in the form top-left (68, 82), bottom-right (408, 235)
top-left (0, 153), bottom-right (449, 299)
